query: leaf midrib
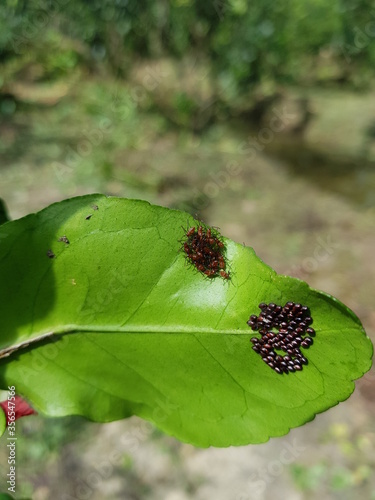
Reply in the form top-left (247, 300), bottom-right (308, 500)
top-left (0, 325), bottom-right (252, 360)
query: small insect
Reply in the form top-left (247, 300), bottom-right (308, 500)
top-left (186, 227), bottom-right (195, 238)
top-left (46, 249), bottom-right (55, 259)
top-left (85, 214), bottom-right (92, 220)
top-left (58, 235), bottom-right (70, 244)
top-left (220, 270), bottom-right (230, 279)
top-left (204, 269), bottom-right (215, 277)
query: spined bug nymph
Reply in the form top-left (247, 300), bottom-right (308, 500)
top-left (180, 222), bottom-right (230, 280)
top-left (247, 301), bottom-right (315, 374)
top-left (186, 227), bottom-right (195, 238)
top-left (220, 270), bottom-right (230, 280)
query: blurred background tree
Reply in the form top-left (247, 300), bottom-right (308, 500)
top-left (2, 0), bottom-right (375, 201)
top-left (2, 0), bottom-right (375, 91)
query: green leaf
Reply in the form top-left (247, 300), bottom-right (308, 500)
top-left (0, 199), bottom-right (9, 226)
top-left (0, 195), bottom-right (372, 447)
top-left (0, 406), bottom-right (6, 438)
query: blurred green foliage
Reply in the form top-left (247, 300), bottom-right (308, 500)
top-left (1, 0), bottom-right (375, 91)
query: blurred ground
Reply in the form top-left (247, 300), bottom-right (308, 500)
top-left (0, 68), bottom-right (374, 499)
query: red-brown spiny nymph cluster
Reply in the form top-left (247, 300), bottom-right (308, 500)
top-left (181, 224), bottom-right (230, 280)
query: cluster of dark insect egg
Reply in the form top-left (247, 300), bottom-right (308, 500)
top-left (182, 225), bottom-right (230, 279)
top-left (247, 302), bottom-right (315, 374)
